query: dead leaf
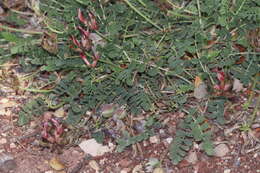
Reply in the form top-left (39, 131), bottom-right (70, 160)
top-left (247, 28), bottom-right (260, 52)
top-left (41, 32), bottom-right (58, 54)
top-left (194, 76), bottom-right (202, 88)
top-left (49, 157), bottom-right (65, 171)
top-left (194, 76), bottom-right (208, 99)
top-left (79, 139), bottom-right (112, 156)
top-left (3, 0), bottom-right (26, 10)
top-left (153, 167), bottom-right (165, 173)
top-left (232, 78), bottom-right (244, 92)
top-left (53, 107), bottom-right (65, 118)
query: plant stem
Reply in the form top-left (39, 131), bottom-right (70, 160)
top-left (0, 24), bottom-right (44, 35)
top-left (165, 0), bottom-right (197, 15)
top-left (249, 95), bottom-right (260, 126)
top-left (19, 87), bottom-right (53, 93)
top-left (123, 0), bottom-right (163, 31)
top-left (196, 0), bottom-right (203, 28)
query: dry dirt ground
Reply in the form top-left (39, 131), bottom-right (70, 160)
top-left (0, 61), bottom-right (260, 173)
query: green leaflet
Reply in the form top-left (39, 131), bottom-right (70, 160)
top-left (170, 108), bottom-right (215, 165)
top-left (18, 98), bottom-right (47, 126)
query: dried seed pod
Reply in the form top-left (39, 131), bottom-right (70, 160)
top-left (247, 28), bottom-right (260, 52)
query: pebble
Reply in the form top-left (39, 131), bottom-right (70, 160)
top-left (132, 164), bottom-right (143, 173)
top-left (224, 169), bottom-right (231, 173)
top-left (0, 138), bottom-right (7, 145)
top-left (185, 151), bottom-right (198, 164)
top-left (119, 158), bottom-right (132, 168)
top-left (120, 168), bottom-right (131, 173)
top-left (213, 144), bottom-right (230, 157)
top-left (153, 167), bottom-right (165, 173)
top-left (143, 141), bottom-right (149, 147)
top-left (165, 137), bottom-right (173, 144)
top-left (44, 171), bottom-right (54, 173)
top-left (149, 136), bottom-right (160, 144)
top-left (9, 143), bottom-right (16, 149)
top-left (0, 153), bottom-right (17, 172)
top-left (0, 6), bottom-right (4, 15)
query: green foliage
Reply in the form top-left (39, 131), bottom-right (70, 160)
top-left (206, 99), bottom-right (226, 125)
top-left (18, 97), bottom-right (47, 126)
top-left (116, 129), bottom-right (154, 152)
top-left (170, 108), bottom-right (214, 165)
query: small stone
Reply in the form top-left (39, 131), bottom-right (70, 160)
top-left (224, 169), bottom-right (231, 173)
top-left (0, 160), bottom-right (17, 172)
top-left (143, 141), bottom-right (148, 147)
top-left (9, 143), bottom-right (16, 149)
top-left (89, 160), bottom-right (100, 171)
top-left (0, 154), bottom-right (16, 172)
top-left (165, 137), bottom-right (173, 144)
top-left (132, 164), bottom-right (143, 173)
top-left (159, 129), bottom-right (165, 134)
top-left (120, 168), bottom-right (131, 173)
top-left (213, 144), bottom-right (229, 157)
top-left (185, 151), bottom-right (198, 164)
top-left (119, 158), bottom-right (132, 168)
top-left (153, 167), bottom-right (165, 173)
top-left (0, 98), bottom-right (9, 104)
top-left (149, 136), bottom-right (160, 144)
top-left (0, 138), bottom-right (7, 145)
top-left (194, 82), bottom-right (208, 99)
top-left (0, 7), bottom-right (4, 14)
top-left (44, 171), bottom-right (54, 173)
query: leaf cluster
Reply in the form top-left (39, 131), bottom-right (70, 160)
top-left (170, 108), bottom-right (214, 165)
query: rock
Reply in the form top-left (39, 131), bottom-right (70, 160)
top-left (224, 169), bottom-right (231, 173)
top-left (79, 139), bottom-right (112, 156)
top-left (149, 136), bottom-right (160, 144)
top-left (100, 104), bottom-right (116, 118)
top-left (0, 153), bottom-right (17, 172)
top-left (153, 167), bottom-right (165, 173)
top-left (44, 171), bottom-right (54, 173)
top-left (165, 137), bottom-right (173, 144)
top-left (120, 168), bottom-right (131, 173)
top-left (194, 82), bottom-right (208, 99)
top-left (0, 6), bottom-right (4, 15)
top-left (185, 151), bottom-right (198, 164)
top-left (213, 144), bottom-right (229, 157)
top-left (0, 138), bottom-right (7, 145)
top-left (119, 158), bottom-right (132, 168)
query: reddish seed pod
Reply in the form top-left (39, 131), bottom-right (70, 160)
top-left (80, 53), bottom-right (91, 66)
top-left (88, 12), bottom-right (99, 30)
top-left (77, 26), bottom-right (90, 38)
top-left (217, 71), bottom-right (225, 82)
top-left (70, 36), bottom-right (81, 48)
top-left (78, 8), bottom-right (89, 26)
